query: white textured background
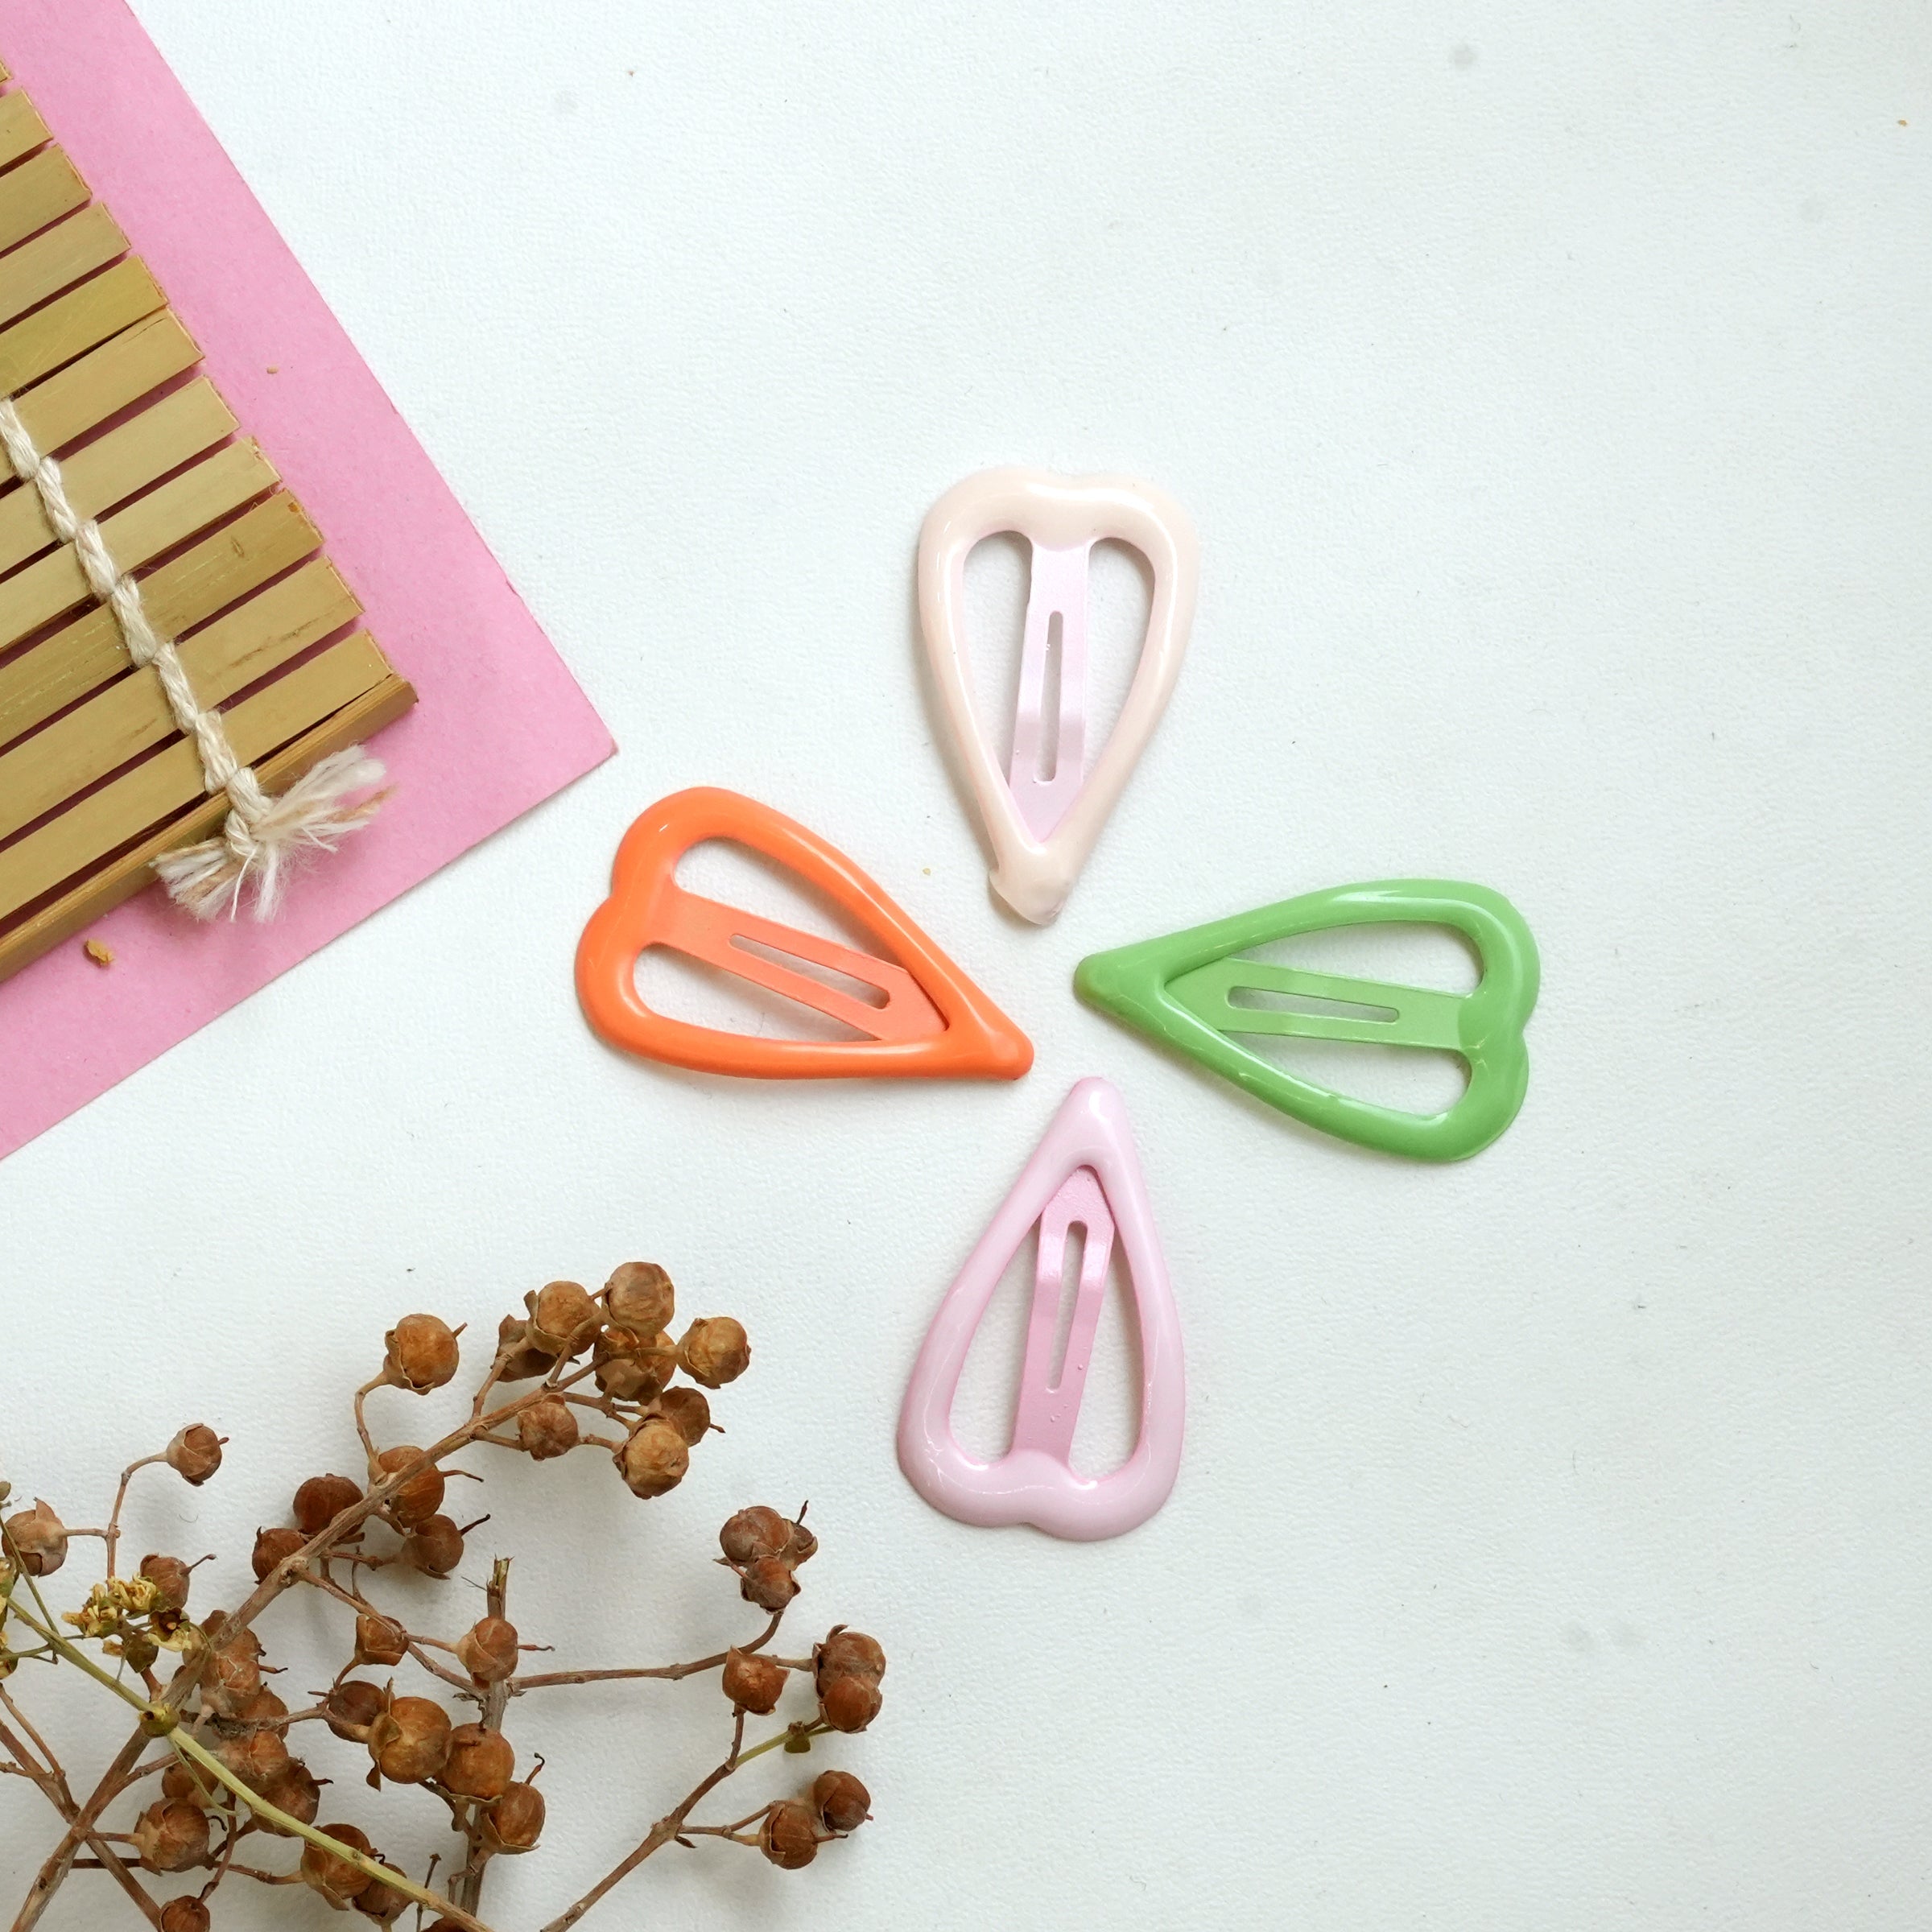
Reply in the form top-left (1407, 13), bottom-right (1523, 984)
top-left (3, 3), bottom-right (1930, 1927)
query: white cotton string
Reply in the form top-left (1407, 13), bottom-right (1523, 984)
top-left (0, 397), bottom-right (385, 920)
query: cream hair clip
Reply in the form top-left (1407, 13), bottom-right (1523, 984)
top-left (917, 467), bottom-right (1199, 924)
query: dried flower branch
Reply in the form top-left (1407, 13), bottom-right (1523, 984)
top-left (0, 1261), bottom-right (882, 1930)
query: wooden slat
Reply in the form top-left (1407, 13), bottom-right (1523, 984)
top-left (0, 204), bottom-right (126, 331)
top-left (0, 632), bottom-right (396, 921)
top-left (0, 378), bottom-right (234, 576)
top-left (0, 437), bottom-right (276, 652)
top-left (0, 493), bottom-right (323, 748)
top-left (0, 255), bottom-right (163, 399)
top-left (0, 92), bottom-right (49, 171)
top-left (0, 146), bottom-right (89, 256)
top-left (0, 558), bottom-right (360, 840)
top-left (0, 668), bottom-right (414, 979)
top-left (12, 311), bottom-right (200, 457)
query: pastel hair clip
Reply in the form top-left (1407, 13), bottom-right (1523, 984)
top-left (1076, 880), bottom-right (1540, 1161)
top-left (898, 1077), bottom-right (1184, 1541)
top-left (918, 467), bottom-right (1198, 924)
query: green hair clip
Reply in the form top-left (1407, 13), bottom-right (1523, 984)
top-left (1074, 880), bottom-right (1540, 1162)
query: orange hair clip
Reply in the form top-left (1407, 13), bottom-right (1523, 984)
top-left (576, 787), bottom-right (1033, 1082)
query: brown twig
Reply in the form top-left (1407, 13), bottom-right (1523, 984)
top-left (3, 1279), bottom-right (869, 1931)
top-left (101, 1456), bottom-right (165, 1579)
top-left (508, 1611), bottom-right (784, 1694)
top-left (539, 1709), bottom-right (750, 1932)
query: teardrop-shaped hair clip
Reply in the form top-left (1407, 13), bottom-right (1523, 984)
top-left (919, 469), bottom-right (1199, 924)
top-left (897, 1077), bottom-right (1185, 1540)
top-left (576, 787), bottom-right (1033, 1080)
top-left (1075, 880), bottom-right (1539, 1159)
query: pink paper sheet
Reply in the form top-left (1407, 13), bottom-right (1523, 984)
top-left (0, 0), bottom-right (614, 1162)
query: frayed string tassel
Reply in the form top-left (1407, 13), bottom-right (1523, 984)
top-left (0, 394), bottom-right (393, 928)
top-left (154, 747), bottom-right (390, 922)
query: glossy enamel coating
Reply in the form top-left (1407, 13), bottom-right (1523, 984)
top-left (919, 467), bottom-right (1199, 924)
top-left (576, 787), bottom-right (1033, 1080)
top-left (1075, 881), bottom-right (1539, 1161)
top-left (898, 1077), bottom-right (1185, 1540)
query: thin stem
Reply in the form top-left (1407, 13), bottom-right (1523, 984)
top-left (538, 1711), bottom-right (749, 1932)
top-left (165, 1727), bottom-right (495, 1932)
top-left (352, 1376), bottom-right (383, 1463)
top-left (736, 1719), bottom-right (830, 1768)
top-left (10, 1729), bottom-right (150, 1932)
top-left (0, 1711), bottom-right (160, 1926)
top-left (0, 1687), bottom-right (64, 1793)
top-left (509, 1612), bottom-right (782, 1694)
top-left (449, 1556), bottom-right (514, 1916)
top-left (103, 1455), bottom-right (165, 1577)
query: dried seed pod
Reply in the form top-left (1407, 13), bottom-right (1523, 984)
top-left (720, 1647), bottom-right (787, 1715)
top-left (482, 1780), bottom-right (546, 1854)
top-left (236, 1686), bottom-right (289, 1726)
top-left (526, 1279), bottom-right (601, 1357)
top-left (456, 1615), bottom-right (519, 1685)
top-left (251, 1525), bottom-right (306, 1581)
top-left (406, 1514), bottom-right (465, 1578)
top-left (3, 1500), bottom-right (67, 1576)
top-left (202, 1616), bottom-right (261, 1660)
top-left (737, 1555), bottom-right (800, 1612)
top-left (818, 1674), bottom-right (883, 1734)
top-left (719, 1506), bottom-right (792, 1566)
top-left (354, 1612), bottom-right (409, 1668)
top-left (818, 1674), bottom-right (882, 1734)
top-left (592, 1325), bottom-right (674, 1402)
top-left (300, 1822), bottom-right (374, 1904)
top-left (138, 1553), bottom-right (192, 1612)
top-left (161, 1762), bottom-right (215, 1810)
top-left (441, 1724), bottom-right (515, 1801)
top-left (292, 1473), bottom-right (362, 1535)
top-left (813, 1768), bottom-right (872, 1833)
top-left (354, 1872), bottom-right (410, 1923)
top-left (199, 1634), bottom-right (262, 1717)
top-left (219, 1724), bottom-right (291, 1787)
top-left (617, 1418), bottom-right (688, 1500)
top-left (493, 1314), bottom-right (554, 1382)
top-left (368, 1695), bottom-right (452, 1785)
top-left (652, 1386), bottom-right (712, 1446)
top-left (261, 1756), bottom-right (322, 1831)
top-left (159, 1897), bottom-right (212, 1932)
top-left (383, 1313), bottom-right (461, 1392)
top-left (784, 1517), bottom-right (819, 1567)
top-left (816, 1628), bottom-right (886, 1684)
top-left (759, 1798), bottom-right (821, 1869)
top-left (324, 1678), bottom-right (387, 1743)
top-left (603, 1260), bottom-right (675, 1333)
top-left (676, 1315), bottom-right (751, 1389)
top-left (132, 1799), bottom-right (210, 1873)
top-left (372, 1447), bottom-right (444, 1527)
top-left (517, 1399), bottom-right (578, 1461)
top-left (165, 1425), bottom-right (225, 1486)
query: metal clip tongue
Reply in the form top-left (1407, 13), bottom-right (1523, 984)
top-left (897, 1077), bottom-right (1185, 1541)
top-left (919, 468), bottom-right (1199, 924)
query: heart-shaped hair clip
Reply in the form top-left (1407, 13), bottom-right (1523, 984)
top-left (897, 1077), bottom-right (1184, 1541)
top-left (1075, 880), bottom-right (1539, 1161)
top-left (576, 787), bottom-right (1032, 1081)
top-left (919, 468), bottom-right (1199, 924)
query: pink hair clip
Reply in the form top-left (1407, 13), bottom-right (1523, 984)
top-left (897, 1077), bottom-right (1185, 1541)
top-left (918, 468), bottom-right (1199, 924)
